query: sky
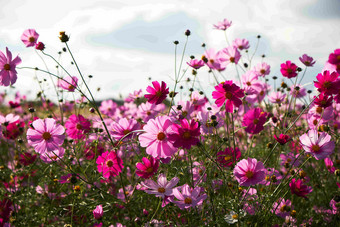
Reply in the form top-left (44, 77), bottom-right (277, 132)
top-left (1, 0), bottom-right (339, 102)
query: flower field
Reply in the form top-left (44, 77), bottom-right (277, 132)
top-left (0, 20), bottom-right (340, 226)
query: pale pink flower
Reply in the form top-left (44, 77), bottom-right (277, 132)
top-left (57, 76), bottom-right (78, 92)
top-left (141, 173), bottom-right (179, 198)
top-left (173, 184), bottom-right (207, 209)
top-left (21, 29), bottom-right (39, 47)
top-left (213, 19), bottom-right (232, 30)
top-left (220, 46), bottom-right (241, 65)
top-left (299, 129), bottom-right (335, 160)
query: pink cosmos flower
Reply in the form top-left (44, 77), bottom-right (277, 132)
top-left (314, 70), bottom-right (340, 95)
top-left (220, 46), bottom-right (241, 65)
top-left (0, 47), bottom-right (22, 86)
top-left (280, 61), bottom-right (298, 78)
top-left (233, 38), bottom-right (250, 50)
top-left (35, 42), bottom-right (45, 51)
top-left (280, 152), bottom-right (300, 168)
top-left (328, 49), bottom-right (340, 65)
top-left (272, 198), bottom-right (293, 218)
top-left (216, 147), bottom-right (241, 167)
top-left (233, 158), bottom-right (266, 187)
top-left (65, 114), bottom-right (91, 139)
top-left (21, 29), bottom-right (39, 47)
top-left (27, 118), bottom-right (65, 154)
top-left (213, 18), bottom-right (232, 30)
top-left (144, 81), bottom-right (169, 105)
top-left (136, 156), bottom-right (159, 179)
top-left (93, 205), bottom-right (103, 220)
top-left (110, 118), bottom-right (139, 141)
top-left (99, 100), bottom-right (118, 117)
top-left (289, 178), bottom-right (312, 198)
top-left (202, 48), bottom-right (226, 71)
top-left (40, 147), bottom-right (65, 163)
top-left (242, 108), bottom-right (267, 134)
top-left (139, 116), bottom-right (177, 158)
top-left (212, 80), bottom-right (244, 111)
top-left (125, 89), bottom-right (143, 103)
top-left (274, 134), bottom-right (291, 145)
top-left (254, 62), bottom-right (270, 77)
top-left (173, 184), bottom-right (207, 209)
top-left (241, 70), bottom-right (263, 95)
top-left (299, 129), bottom-right (335, 160)
top-left (187, 59), bottom-right (205, 69)
top-left (268, 92), bottom-right (286, 104)
top-left (290, 84), bottom-right (307, 98)
top-left (57, 76), bottom-right (78, 92)
top-left (168, 118), bottom-right (201, 150)
top-left (141, 173), bottom-right (179, 198)
top-left (299, 54), bottom-right (315, 67)
top-left (96, 151), bottom-right (123, 179)
top-left (324, 157), bottom-right (336, 174)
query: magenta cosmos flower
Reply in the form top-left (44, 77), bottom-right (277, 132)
top-left (233, 158), bottom-right (266, 187)
top-left (289, 178), bottom-right (312, 198)
top-left (328, 49), bottom-right (340, 65)
top-left (299, 54), bottom-right (315, 67)
top-left (27, 118), bottom-right (65, 154)
top-left (57, 76), bottom-right (78, 92)
top-left (168, 118), bottom-right (201, 150)
top-left (280, 61), bottom-right (298, 78)
top-left (21, 29), bottom-right (39, 47)
top-left (141, 173), bottom-right (179, 199)
top-left (242, 108), bottom-right (267, 134)
top-left (314, 70), bottom-right (340, 96)
top-left (212, 80), bottom-right (244, 112)
top-left (173, 184), bottom-right (207, 209)
top-left (93, 205), bottom-right (103, 220)
top-left (136, 156), bottom-right (159, 179)
top-left (272, 198), bottom-right (293, 218)
top-left (216, 147), bottom-right (241, 167)
top-left (96, 151), bottom-right (123, 179)
top-left (64, 114), bottom-right (91, 139)
top-left (299, 129), bottom-right (335, 160)
top-left (274, 134), bottom-right (290, 145)
top-left (111, 118), bottom-right (139, 141)
top-left (139, 116), bottom-right (177, 158)
top-left (0, 47), bottom-right (22, 87)
top-left (144, 81), bottom-right (169, 105)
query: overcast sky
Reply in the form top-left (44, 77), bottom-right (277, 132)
top-left (1, 0), bottom-right (339, 101)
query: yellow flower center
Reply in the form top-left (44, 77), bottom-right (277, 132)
top-left (245, 171), bottom-right (254, 178)
top-left (184, 197), bottom-right (192, 204)
top-left (182, 131), bottom-right (191, 139)
top-left (106, 160), bottom-right (114, 167)
top-left (225, 91), bottom-right (233, 99)
top-left (157, 132), bottom-right (166, 141)
top-left (230, 57), bottom-right (235, 63)
top-left (312, 144), bottom-right (320, 153)
top-left (260, 69), bottom-right (266, 74)
top-left (4, 64), bottom-right (10, 71)
top-left (224, 155), bottom-right (232, 161)
top-left (42, 132), bottom-right (52, 140)
top-left (123, 129), bottom-right (130, 135)
top-left (232, 214), bottom-right (238, 219)
top-left (28, 37), bottom-right (36, 43)
top-left (76, 123), bottom-right (82, 130)
top-left (146, 167), bottom-right (154, 173)
top-left (158, 187), bottom-right (165, 193)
